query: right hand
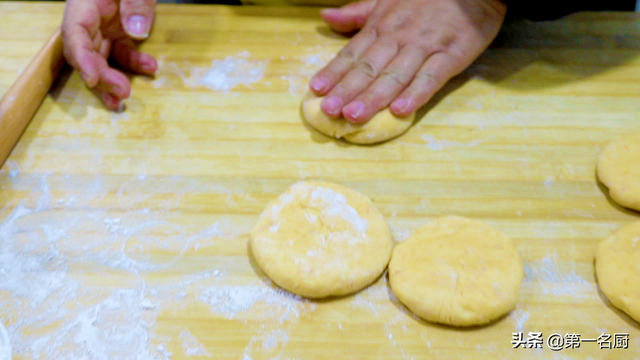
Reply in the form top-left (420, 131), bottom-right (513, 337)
top-left (310, 0), bottom-right (506, 123)
top-left (61, 0), bottom-right (158, 110)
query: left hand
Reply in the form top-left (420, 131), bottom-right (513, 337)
top-left (61, 0), bottom-right (158, 110)
top-left (310, 0), bottom-right (507, 123)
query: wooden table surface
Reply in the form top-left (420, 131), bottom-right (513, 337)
top-left (1, 2), bottom-right (640, 359)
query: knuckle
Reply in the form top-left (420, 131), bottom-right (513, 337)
top-left (437, 32), bottom-right (457, 49)
top-left (445, 47), bottom-right (467, 69)
top-left (121, 0), bottom-right (156, 13)
top-left (337, 47), bottom-right (357, 64)
top-left (416, 31), bottom-right (458, 54)
top-left (415, 71), bottom-right (439, 90)
top-left (376, 12), bottom-right (409, 34)
top-left (318, 67), bottom-right (338, 83)
top-left (332, 83), bottom-right (350, 98)
top-left (353, 59), bottom-right (378, 79)
top-left (415, 38), bottom-right (437, 55)
top-left (360, 27), bottom-right (379, 42)
top-left (380, 68), bottom-right (407, 87)
top-left (362, 88), bottom-right (387, 105)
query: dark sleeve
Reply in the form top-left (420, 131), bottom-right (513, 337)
top-left (503, 0), bottom-right (637, 21)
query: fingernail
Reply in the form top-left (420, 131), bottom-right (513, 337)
top-left (127, 15), bottom-right (148, 38)
top-left (103, 93), bottom-right (118, 108)
top-left (321, 8), bottom-right (338, 16)
top-left (310, 77), bottom-right (328, 93)
top-left (142, 62), bottom-right (156, 74)
top-left (344, 101), bottom-right (365, 121)
top-left (392, 98), bottom-right (408, 113)
top-left (322, 96), bottom-right (342, 115)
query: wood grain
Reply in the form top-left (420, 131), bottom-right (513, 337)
top-left (1, 3), bottom-right (639, 360)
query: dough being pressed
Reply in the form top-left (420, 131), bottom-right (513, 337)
top-left (301, 91), bottom-right (416, 145)
top-left (597, 131), bottom-right (640, 211)
top-left (595, 221), bottom-right (640, 323)
top-left (389, 216), bottom-right (523, 327)
top-left (250, 181), bottom-right (393, 298)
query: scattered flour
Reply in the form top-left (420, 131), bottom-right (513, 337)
top-left (391, 226), bottom-right (412, 242)
top-left (543, 176), bottom-right (556, 186)
top-left (199, 51), bottom-right (267, 92)
top-left (269, 223), bottom-right (280, 233)
top-left (309, 186), bottom-right (368, 234)
top-left (197, 282), bottom-right (316, 323)
top-left (421, 134), bottom-right (485, 151)
top-left (0, 173), bottom-right (316, 359)
top-left (511, 308), bottom-right (530, 332)
top-left (351, 281), bottom-right (391, 317)
top-left (241, 329), bottom-right (289, 360)
top-left (523, 252), bottom-right (593, 298)
top-left (180, 330), bottom-right (211, 357)
top-left (152, 51), bottom-right (267, 93)
top-left (281, 47), bottom-right (335, 95)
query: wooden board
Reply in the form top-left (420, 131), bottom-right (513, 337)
top-left (1, 3), bottom-right (640, 359)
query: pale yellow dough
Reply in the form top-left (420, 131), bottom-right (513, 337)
top-left (595, 221), bottom-right (640, 323)
top-left (597, 131), bottom-right (640, 212)
top-left (301, 92), bottom-right (416, 144)
top-left (250, 181), bottom-right (393, 298)
top-left (389, 216), bottom-right (523, 327)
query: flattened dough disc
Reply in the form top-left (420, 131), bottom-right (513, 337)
top-left (595, 221), bottom-right (640, 323)
top-left (301, 92), bottom-right (416, 144)
top-left (251, 181), bottom-right (393, 298)
top-left (597, 131), bottom-right (640, 211)
top-left (389, 216), bottom-right (523, 327)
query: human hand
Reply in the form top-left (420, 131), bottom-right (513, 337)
top-left (61, 0), bottom-right (158, 110)
top-left (310, 0), bottom-right (506, 123)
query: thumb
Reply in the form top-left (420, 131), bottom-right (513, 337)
top-left (120, 0), bottom-right (157, 40)
top-left (320, 0), bottom-right (376, 33)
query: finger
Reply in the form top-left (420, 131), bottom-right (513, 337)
top-left (308, 27), bottom-right (378, 96)
top-left (93, 55), bottom-right (132, 100)
top-left (98, 37), bottom-right (112, 59)
top-left (112, 37), bottom-right (158, 75)
top-left (61, 0), bottom-right (101, 87)
top-left (63, 28), bottom-right (100, 88)
top-left (320, 0), bottom-right (376, 33)
top-left (94, 88), bottom-right (123, 111)
top-left (390, 52), bottom-right (462, 116)
top-left (342, 45), bottom-right (426, 123)
top-left (120, 0), bottom-right (157, 40)
top-left (321, 37), bottom-right (399, 118)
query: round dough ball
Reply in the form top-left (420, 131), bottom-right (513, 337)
top-left (250, 181), bottom-right (393, 298)
top-left (389, 216), bottom-right (523, 327)
top-left (301, 92), bottom-right (415, 145)
top-left (597, 131), bottom-right (640, 211)
top-left (595, 221), bottom-right (640, 323)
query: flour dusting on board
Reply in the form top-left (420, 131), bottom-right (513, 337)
top-left (152, 51), bottom-right (267, 92)
top-left (0, 173), bottom-right (317, 359)
top-left (241, 329), bottom-right (290, 360)
top-left (523, 252), bottom-right (593, 298)
top-left (421, 134), bottom-right (486, 151)
top-left (390, 226), bottom-right (412, 242)
top-left (197, 282), bottom-right (315, 323)
top-left (179, 330), bottom-right (211, 357)
top-left (351, 281), bottom-right (391, 317)
top-left (198, 51), bottom-right (266, 92)
top-left (510, 308), bottom-right (530, 332)
top-left (281, 46), bottom-right (335, 95)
